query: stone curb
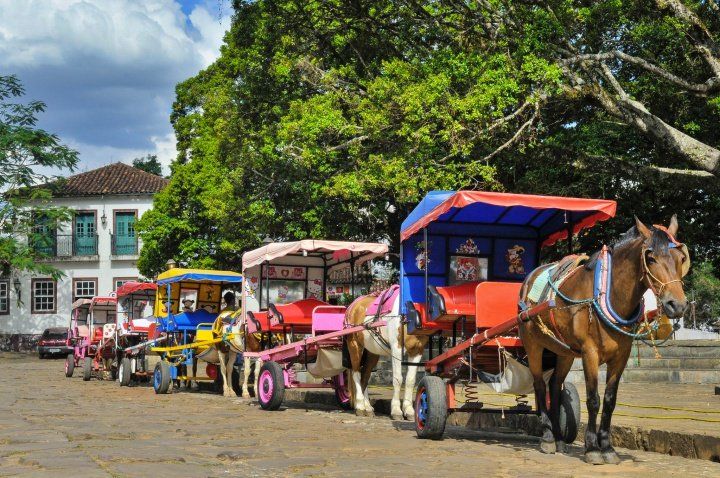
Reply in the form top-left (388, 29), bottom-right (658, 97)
top-left (283, 389), bottom-right (720, 463)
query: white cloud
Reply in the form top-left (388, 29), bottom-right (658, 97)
top-left (0, 0), bottom-right (231, 174)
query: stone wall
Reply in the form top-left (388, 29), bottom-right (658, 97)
top-left (0, 334), bottom-right (40, 352)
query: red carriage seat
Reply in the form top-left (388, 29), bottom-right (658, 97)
top-left (269, 298), bottom-right (329, 333)
top-left (427, 281), bottom-right (481, 322)
top-left (247, 310), bottom-right (270, 334)
top-left (474, 281), bottom-right (523, 329)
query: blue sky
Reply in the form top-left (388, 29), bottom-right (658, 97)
top-left (0, 0), bottom-right (232, 175)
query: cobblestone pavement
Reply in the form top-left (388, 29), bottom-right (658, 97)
top-left (1, 353), bottom-right (719, 478)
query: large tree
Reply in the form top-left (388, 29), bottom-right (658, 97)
top-left (0, 75), bottom-right (78, 279)
top-left (139, 0), bottom-right (720, 277)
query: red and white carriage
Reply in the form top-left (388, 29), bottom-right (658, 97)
top-left (241, 240), bottom-right (388, 410)
top-left (64, 295), bottom-right (118, 381)
top-left (399, 191), bottom-right (617, 440)
top-left (115, 281), bottom-right (158, 386)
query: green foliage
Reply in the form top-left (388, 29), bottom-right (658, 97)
top-left (687, 261), bottom-right (720, 329)
top-left (0, 75), bottom-right (78, 279)
top-left (132, 154), bottom-right (163, 176)
top-left (140, 0), bottom-right (720, 278)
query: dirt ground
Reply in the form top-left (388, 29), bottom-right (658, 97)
top-left (1, 353), bottom-right (719, 478)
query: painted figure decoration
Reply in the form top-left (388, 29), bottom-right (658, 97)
top-left (415, 241), bottom-right (431, 270)
top-left (456, 257), bottom-right (479, 281)
top-left (506, 245), bottom-right (526, 274)
top-left (456, 238), bottom-right (480, 255)
top-left (246, 276), bottom-right (259, 298)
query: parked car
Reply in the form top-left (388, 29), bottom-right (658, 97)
top-left (38, 327), bottom-right (72, 359)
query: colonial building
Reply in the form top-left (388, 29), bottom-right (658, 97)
top-left (0, 163), bottom-right (168, 343)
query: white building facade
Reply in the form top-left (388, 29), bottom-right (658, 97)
top-left (0, 163), bottom-right (167, 342)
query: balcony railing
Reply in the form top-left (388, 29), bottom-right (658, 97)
top-left (111, 233), bottom-right (138, 256)
top-left (32, 233), bottom-right (98, 258)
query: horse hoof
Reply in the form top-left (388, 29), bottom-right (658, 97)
top-left (390, 413), bottom-right (404, 421)
top-left (555, 441), bottom-right (567, 454)
top-left (540, 440), bottom-right (556, 454)
top-left (584, 451), bottom-right (604, 465)
top-left (602, 451), bottom-right (621, 465)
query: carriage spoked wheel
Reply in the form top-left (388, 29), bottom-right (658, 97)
top-left (119, 357), bottom-right (132, 387)
top-left (82, 357), bottom-right (92, 381)
top-left (257, 361), bottom-right (285, 410)
top-left (153, 361), bottom-right (171, 394)
top-left (559, 382), bottom-right (581, 444)
top-left (64, 354), bottom-right (75, 378)
top-left (415, 375), bottom-right (447, 440)
top-left (332, 371), bottom-right (352, 410)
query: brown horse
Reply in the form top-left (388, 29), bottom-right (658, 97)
top-left (519, 216), bottom-right (688, 464)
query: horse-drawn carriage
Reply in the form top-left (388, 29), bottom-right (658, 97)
top-left (398, 190), bottom-right (688, 463)
top-left (240, 240), bottom-right (388, 410)
top-left (64, 295), bottom-right (118, 381)
top-left (115, 281), bottom-right (158, 386)
top-left (150, 268), bottom-right (244, 394)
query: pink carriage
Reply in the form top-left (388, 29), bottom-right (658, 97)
top-left (64, 295), bottom-right (118, 381)
top-left (115, 281), bottom-right (158, 386)
top-left (241, 240), bottom-right (388, 410)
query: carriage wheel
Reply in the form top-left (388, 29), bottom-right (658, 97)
top-left (415, 376), bottom-right (447, 440)
top-left (257, 361), bottom-right (285, 411)
top-left (82, 357), bottom-right (92, 381)
top-left (333, 371), bottom-right (352, 410)
top-left (153, 361), bottom-right (172, 394)
top-left (64, 354), bottom-right (75, 378)
top-left (559, 382), bottom-right (581, 444)
top-left (119, 357), bottom-right (132, 387)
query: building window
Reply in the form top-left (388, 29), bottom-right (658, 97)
top-left (74, 211), bottom-right (97, 255)
top-left (73, 278), bottom-right (97, 302)
top-left (0, 280), bottom-right (8, 315)
top-left (114, 277), bottom-right (137, 291)
top-left (113, 211), bottom-right (138, 255)
top-left (32, 279), bottom-right (56, 314)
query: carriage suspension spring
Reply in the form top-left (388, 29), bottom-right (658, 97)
top-left (461, 380), bottom-right (480, 404)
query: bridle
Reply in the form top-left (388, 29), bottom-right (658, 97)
top-left (639, 226), bottom-right (689, 300)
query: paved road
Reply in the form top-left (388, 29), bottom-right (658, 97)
top-left (1, 353), bottom-right (719, 478)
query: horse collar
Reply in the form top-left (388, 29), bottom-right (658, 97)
top-left (592, 246), bottom-right (644, 327)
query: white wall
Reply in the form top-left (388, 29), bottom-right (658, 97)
top-left (1, 194), bottom-right (156, 335)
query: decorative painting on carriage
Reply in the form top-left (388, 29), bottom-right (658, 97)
top-left (400, 190), bottom-right (617, 337)
top-left (241, 240), bottom-right (389, 337)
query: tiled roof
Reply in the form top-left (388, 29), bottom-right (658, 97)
top-left (47, 162), bottom-right (168, 197)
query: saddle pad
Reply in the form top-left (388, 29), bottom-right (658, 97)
top-left (527, 267), bottom-right (553, 303)
top-left (366, 285), bottom-right (399, 317)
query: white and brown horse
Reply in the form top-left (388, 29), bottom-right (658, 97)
top-left (345, 289), bottom-right (428, 420)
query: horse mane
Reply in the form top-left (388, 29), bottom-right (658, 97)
top-left (584, 224), bottom-right (670, 270)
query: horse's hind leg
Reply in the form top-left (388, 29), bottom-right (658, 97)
top-left (582, 347), bottom-right (604, 465)
top-left (527, 343), bottom-right (555, 454)
top-left (598, 353), bottom-right (630, 464)
top-left (549, 355), bottom-right (575, 453)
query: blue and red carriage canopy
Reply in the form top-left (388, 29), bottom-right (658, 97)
top-left (401, 190), bottom-right (617, 246)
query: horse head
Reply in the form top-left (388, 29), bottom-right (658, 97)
top-left (635, 215), bottom-right (689, 319)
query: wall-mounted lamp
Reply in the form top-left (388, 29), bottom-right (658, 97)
top-left (101, 211), bottom-right (107, 227)
top-left (166, 259), bottom-right (177, 270)
top-left (13, 277), bottom-right (21, 302)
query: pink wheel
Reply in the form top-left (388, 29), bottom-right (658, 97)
top-left (257, 361), bottom-right (284, 410)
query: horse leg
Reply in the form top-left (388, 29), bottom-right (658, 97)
top-left (218, 350), bottom-right (236, 397)
top-left (598, 354), bottom-right (630, 464)
top-left (347, 336), bottom-right (369, 416)
top-left (360, 352), bottom-right (379, 417)
top-left (241, 356), bottom-right (253, 398)
top-left (389, 336), bottom-right (404, 420)
top-left (549, 355), bottom-right (575, 453)
top-left (528, 344), bottom-right (555, 454)
top-left (581, 347), bottom-right (604, 465)
top-left (401, 352), bottom-right (422, 420)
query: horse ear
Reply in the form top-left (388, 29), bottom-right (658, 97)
top-left (667, 214), bottom-right (679, 237)
top-left (634, 216), bottom-right (651, 239)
